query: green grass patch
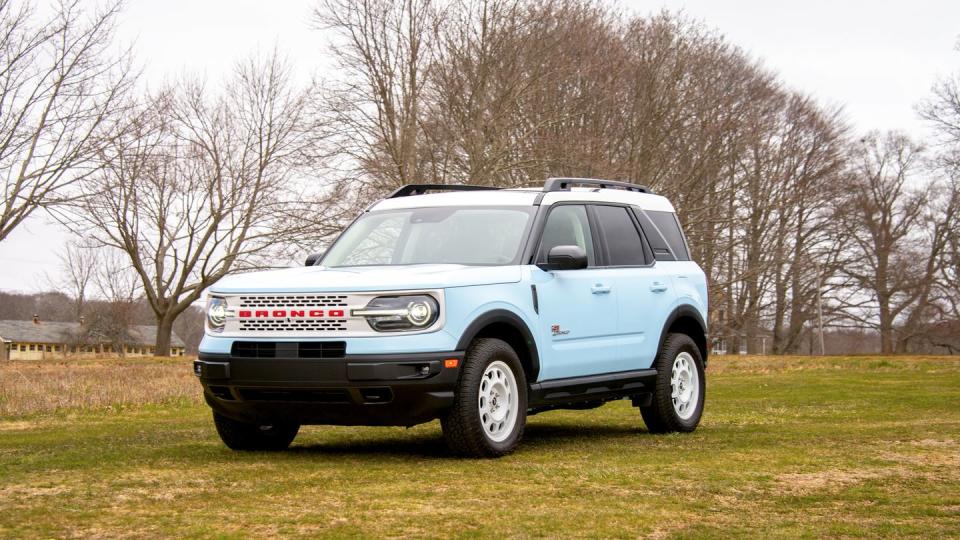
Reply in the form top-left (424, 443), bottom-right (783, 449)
top-left (1, 356), bottom-right (958, 538)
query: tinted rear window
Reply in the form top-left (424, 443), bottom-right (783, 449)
top-left (593, 205), bottom-right (647, 266)
top-left (634, 209), bottom-right (690, 261)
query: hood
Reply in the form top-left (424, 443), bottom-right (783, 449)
top-left (209, 264), bottom-right (522, 294)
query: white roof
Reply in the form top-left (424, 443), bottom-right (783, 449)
top-left (370, 187), bottom-right (675, 212)
top-left (540, 188), bottom-right (675, 212)
top-left (371, 189), bottom-right (539, 210)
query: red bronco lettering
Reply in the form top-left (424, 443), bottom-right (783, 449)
top-left (237, 309), bottom-right (345, 318)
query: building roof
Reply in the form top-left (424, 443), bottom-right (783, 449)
top-left (0, 320), bottom-right (185, 348)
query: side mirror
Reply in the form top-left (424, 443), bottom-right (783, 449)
top-left (539, 245), bottom-right (588, 271)
top-left (305, 251), bottom-right (325, 266)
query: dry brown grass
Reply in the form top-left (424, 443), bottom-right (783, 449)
top-left (0, 357), bottom-right (201, 417)
top-left (707, 353), bottom-right (959, 374)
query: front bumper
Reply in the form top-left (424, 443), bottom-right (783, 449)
top-left (195, 350), bottom-right (464, 427)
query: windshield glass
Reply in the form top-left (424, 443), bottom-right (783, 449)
top-left (322, 206), bottom-right (534, 267)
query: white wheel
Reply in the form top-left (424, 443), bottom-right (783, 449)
top-left (442, 338), bottom-right (528, 457)
top-left (670, 351), bottom-right (700, 420)
top-left (477, 360), bottom-right (519, 443)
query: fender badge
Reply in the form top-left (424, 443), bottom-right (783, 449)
top-left (551, 324), bottom-right (570, 337)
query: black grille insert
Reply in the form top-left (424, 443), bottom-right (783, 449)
top-left (231, 341), bottom-right (347, 359)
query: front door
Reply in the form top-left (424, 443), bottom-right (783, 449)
top-left (532, 204), bottom-right (620, 380)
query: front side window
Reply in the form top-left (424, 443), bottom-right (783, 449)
top-left (536, 205), bottom-right (595, 266)
top-left (323, 207), bottom-right (534, 267)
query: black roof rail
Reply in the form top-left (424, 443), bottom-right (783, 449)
top-left (543, 177), bottom-right (652, 194)
top-left (387, 184), bottom-right (501, 198)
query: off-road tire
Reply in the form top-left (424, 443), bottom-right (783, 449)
top-left (441, 338), bottom-right (527, 458)
top-left (213, 412), bottom-right (300, 451)
top-left (640, 333), bottom-right (705, 433)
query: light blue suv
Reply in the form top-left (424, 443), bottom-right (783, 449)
top-left (196, 178), bottom-right (709, 457)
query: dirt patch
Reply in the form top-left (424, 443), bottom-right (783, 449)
top-left (775, 442), bottom-right (960, 496)
top-left (775, 469), bottom-right (885, 495)
top-left (911, 438), bottom-right (956, 448)
top-left (0, 420), bottom-right (39, 431)
top-left (0, 484), bottom-right (71, 499)
top-left (880, 451), bottom-right (960, 469)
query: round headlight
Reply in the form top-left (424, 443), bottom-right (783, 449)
top-left (207, 297), bottom-right (228, 332)
top-left (352, 294), bottom-right (439, 332)
top-left (407, 300), bottom-right (433, 326)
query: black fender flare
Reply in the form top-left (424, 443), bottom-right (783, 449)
top-left (456, 309), bottom-right (541, 381)
top-left (657, 305), bottom-right (709, 364)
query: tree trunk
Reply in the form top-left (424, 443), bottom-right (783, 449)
top-left (154, 314), bottom-right (176, 358)
top-left (878, 299), bottom-right (894, 354)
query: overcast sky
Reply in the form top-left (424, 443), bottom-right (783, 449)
top-left (1, 0), bottom-right (958, 293)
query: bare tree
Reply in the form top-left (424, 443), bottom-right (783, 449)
top-left (315, 0), bottom-right (440, 194)
top-left (426, 0), bottom-right (538, 184)
top-left (941, 179), bottom-right (960, 319)
top-left (0, 0), bottom-right (134, 243)
top-left (763, 96), bottom-right (849, 353)
top-left (920, 68), bottom-right (960, 171)
top-left (836, 133), bottom-right (950, 353)
top-left (920, 48), bottom-right (960, 329)
top-left (51, 239), bottom-right (98, 320)
top-left (73, 53), bottom-right (316, 356)
top-left (84, 247), bottom-right (141, 356)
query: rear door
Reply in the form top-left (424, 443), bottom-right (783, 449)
top-left (532, 204), bottom-right (621, 380)
top-left (590, 204), bottom-right (677, 370)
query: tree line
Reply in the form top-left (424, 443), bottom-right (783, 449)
top-left (1, 0), bottom-right (958, 355)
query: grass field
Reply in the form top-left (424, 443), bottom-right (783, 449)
top-left (1, 355), bottom-right (958, 538)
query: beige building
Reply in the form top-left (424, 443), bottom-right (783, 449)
top-left (0, 319), bottom-right (186, 360)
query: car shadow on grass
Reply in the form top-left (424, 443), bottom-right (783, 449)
top-left (281, 422), bottom-right (649, 459)
top-left (525, 422), bottom-right (646, 439)
top-left (288, 432), bottom-right (449, 458)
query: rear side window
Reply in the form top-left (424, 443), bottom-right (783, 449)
top-left (635, 208), bottom-right (690, 261)
top-left (592, 205), bottom-right (647, 266)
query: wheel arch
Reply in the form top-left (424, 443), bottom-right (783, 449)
top-left (659, 305), bottom-right (709, 365)
top-left (456, 309), bottom-right (541, 382)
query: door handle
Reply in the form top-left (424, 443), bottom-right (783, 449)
top-left (650, 282), bottom-right (668, 293)
top-left (591, 284), bottom-right (612, 295)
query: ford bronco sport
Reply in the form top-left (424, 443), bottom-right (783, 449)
top-left (196, 178), bottom-right (708, 457)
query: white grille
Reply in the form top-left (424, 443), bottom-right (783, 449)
top-left (238, 319), bottom-right (349, 332)
top-left (216, 290), bottom-right (445, 338)
top-left (238, 295), bottom-right (348, 308)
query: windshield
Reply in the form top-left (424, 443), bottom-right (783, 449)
top-left (322, 206), bottom-right (534, 267)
